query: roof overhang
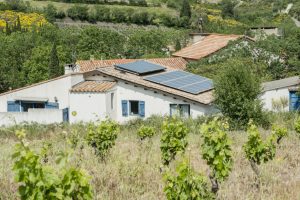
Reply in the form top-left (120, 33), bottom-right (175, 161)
top-left (13, 97), bottom-right (49, 102)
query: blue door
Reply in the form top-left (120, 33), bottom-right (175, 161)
top-left (289, 91), bottom-right (300, 111)
top-left (63, 108), bottom-right (69, 122)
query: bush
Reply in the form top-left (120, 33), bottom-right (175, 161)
top-left (12, 130), bottom-right (93, 199)
top-left (243, 122), bottom-right (276, 177)
top-left (86, 118), bottom-right (119, 159)
top-left (137, 125), bottom-right (156, 140)
top-left (272, 125), bottom-right (288, 144)
top-left (160, 117), bottom-right (189, 165)
top-left (200, 118), bottom-right (233, 193)
top-left (213, 58), bottom-right (265, 128)
top-left (67, 5), bottom-right (89, 21)
top-left (163, 160), bottom-right (215, 200)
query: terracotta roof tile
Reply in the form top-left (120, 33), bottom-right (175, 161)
top-left (77, 57), bottom-right (187, 72)
top-left (71, 81), bottom-right (116, 93)
top-left (95, 67), bottom-right (213, 105)
top-left (173, 34), bottom-right (243, 60)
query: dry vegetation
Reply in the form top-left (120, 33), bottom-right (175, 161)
top-left (1, 117), bottom-right (300, 200)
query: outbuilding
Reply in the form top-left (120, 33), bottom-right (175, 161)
top-left (261, 76), bottom-right (300, 112)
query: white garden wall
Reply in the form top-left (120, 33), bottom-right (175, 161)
top-left (0, 109), bottom-right (63, 126)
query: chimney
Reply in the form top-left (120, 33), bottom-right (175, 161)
top-left (64, 64), bottom-right (77, 75)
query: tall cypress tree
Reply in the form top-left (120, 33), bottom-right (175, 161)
top-left (180, 0), bottom-right (191, 19)
top-left (49, 42), bottom-right (60, 78)
top-left (16, 16), bottom-right (21, 32)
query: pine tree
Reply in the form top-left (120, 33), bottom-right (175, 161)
top-left (180, 0), bottom-right (191, 19)
top-left (49, 42), bottom-right (60, 78)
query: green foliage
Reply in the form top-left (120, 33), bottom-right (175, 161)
top-left (163, 160), bottom-right (215, 200)
top-left (137, 125), bottom-right (155, 140)
top-left (200, 119), bottom-right (233, 182)
top-left (180, 0), bottom-right (191, 19)
top-left (49, 42), bottom-right (61, 79)
top-left (86, 118), bottom-right (119, 159)
top-left (294, 117), bottom-right (300, 137)
top-left (160, 117), bottom-right (189, 165)
top-left (272, 125), bottom-right (288, 144)
top-left (67, 4), bottom-right (89, 21)
top-left (12, 130), bottom-right (93, 200)
top-left (220, 0), bottom-right (237, 18)
top-left (213, 58), bottom-right (265, 127)
top-left (243, 122), bottom-right (276, 166)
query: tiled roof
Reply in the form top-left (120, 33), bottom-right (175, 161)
top-left (95, 67), bottom-right (213, 105)
top-left (262, 76), bottom-right (300, 92)
top-left (77, 57), bottom-right (187, 72)
top-left (173, 34), bottom-right (244, 60)
top-left (71, 81), bottom-right (116, 93)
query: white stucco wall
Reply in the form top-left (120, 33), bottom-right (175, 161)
top-left (0, 74), bottom-right (84, 112)
top-left (115, 81), bottom-right (213, 123)
top-left (69, 92), bottom-right (108, 123)
top-left (260, 87), bottom-right (290, 111)
top-left (0, 109), bottom-right (63, 126)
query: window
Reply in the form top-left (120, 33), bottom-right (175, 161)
top-left (129, 101), bottom-right (139, 115)
top-left (21, 102), bottom-right (45, 112)
top-left (170, 104), bottom-right (190, 117)
top-left (122, 100), bottom-right (145, 117)
top-left (111, 93), bottom-right (114, 110)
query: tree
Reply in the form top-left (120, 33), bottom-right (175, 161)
top-left (220, 0), bottom-right (237, 18)
top-left (213, 58), bottom-right (264, 127)
top-left (44, 4), bottom-right (58, 23)
top-left (49, 42), bottom-right (60, 79)
top-left (180, 0), bottom-right (191, 19)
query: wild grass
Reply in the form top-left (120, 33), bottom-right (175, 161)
top-left (1, 114), bottom-right (300, 199)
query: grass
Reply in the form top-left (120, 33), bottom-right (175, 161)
top-left (1, 116), bottom-right (300, 199)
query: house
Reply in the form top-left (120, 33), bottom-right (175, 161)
top-left (250, 26), bottom-right (282, 39)
top-left (173, 33), bottom-right (254, 62)
top-left (0, 60), bottom-right (214, 126)
top-left (261, 76), bottom-right (300, 112)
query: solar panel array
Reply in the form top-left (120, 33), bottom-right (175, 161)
top-left (144, 71), bottom-right (213, 94)
top-left (115, 60), bottom-right (166, 75)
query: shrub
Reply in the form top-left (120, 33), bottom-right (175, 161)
top-left (86, 118), bottom-right (119, 159)
top-left (200, 118), bottom-right (233, 193)
top-left (137, 125), bottom-right (156, 140)
top-left (243, 122), bottom-right (276, 178)
top-left (12, 130), bottom-right (93, 199)
top-left (160, 117), bottom-right (189, 165)
top-left (163, 160), bottom-right (215, 200)
top-left (294, 117), bottom-right (300, 137)
top-left (272, 125), bottom-right (288, 144)
top-left (67, 5), bottom-right (89, 21)
top-left (213, 58), bottom-right (265, 128)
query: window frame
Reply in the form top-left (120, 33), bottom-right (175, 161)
top-left (111, 93), bottom-right (114, 110)
top-left (170, 104), bottom-right (190, 117)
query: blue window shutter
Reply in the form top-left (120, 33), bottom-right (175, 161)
top-left (7, 101), bottom-right (20, 112)
top-left (45, 102), bottom-right (59, 109)
top-left (122, 100), bottom-right (128, 117)
top-left (139, 101), bottom-right (145, 117)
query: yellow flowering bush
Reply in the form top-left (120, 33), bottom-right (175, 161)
top-left (0, 10), bottom-right (48, 31)
top-left (208, 15), bottom-right (244, 27)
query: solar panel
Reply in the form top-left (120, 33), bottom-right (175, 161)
top-left (115, 60), bottom-right (166, 75)
top-left (144, 71), bottom-right (213, 94)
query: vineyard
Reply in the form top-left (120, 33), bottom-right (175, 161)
top-left (1, 114), bottom-right (300, 199)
